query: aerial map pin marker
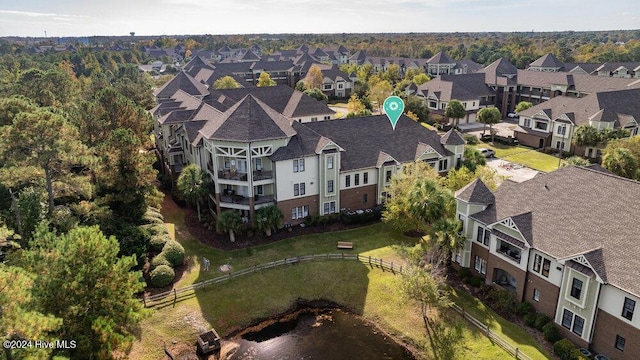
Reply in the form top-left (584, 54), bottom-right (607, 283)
top-left (383, 96), bottom-right (404, 130)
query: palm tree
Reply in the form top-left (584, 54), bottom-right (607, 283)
top-left (444, 100), bottom-right (465, 127)
top-left (217, 210), bottom-right (243, 242)
top-left (176, 164), bottom-right (209, 222)
top-left (572, 125), bottom-right (600, 148)
top-left (477, 107), bottom-right (501, 143)
top-left (602, 148), bottom-right (639, 180)
top-left (254, 205), bottom-right (284, 236)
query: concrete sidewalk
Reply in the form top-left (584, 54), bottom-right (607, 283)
top-left (486, 158), bottom-right (539, 183)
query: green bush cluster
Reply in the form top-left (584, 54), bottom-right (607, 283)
top-left (149, 265), bottom-right (175, 288)
top-left (487, 288), bottom-right (516, 314)
top-left (463, 134), bottom-right (479, 145)
top-left (516, 301), bottom-right (534, 317)
top-left (534, 313), bottom-right (551, 330)
top-left (542, 323), bottom-right (561, 343)
top-left (150, 252), bottom-right (171, 269)
top-left (162, 240), bottom-right (185, 267)
top-left (142, 207), bottom-right (164, 225)
top-left (340, 207), bottom-right (382, 225)
top-left (150, 233), bottom-right (171, 253)
top-left (553, 339), bottom-right (588, 360)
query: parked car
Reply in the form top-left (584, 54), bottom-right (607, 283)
top-left (507, 112), bottom-right (518, 118)
top-left (478, 148), bottom-right (495, 158)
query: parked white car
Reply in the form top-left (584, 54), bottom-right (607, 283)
top-left (478, 148), bottom-right (495, 158)
top-left (507, 112), bottom-right (518, 118)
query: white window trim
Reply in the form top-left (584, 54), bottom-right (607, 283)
top-left (565, 269), bottom-right (589, 309)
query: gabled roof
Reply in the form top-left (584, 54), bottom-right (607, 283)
top-left (466, 166), bottom-right (640, 297)
top-left (455, 179), bottom-right (494, 205)
top-left (518, 88), bottom-right (640, 127)
top-left (427, 51), bottom-right (454, 64)
top-left (206, 86), bottom-right (334, 117)
top-left (417, 73), bottom-right (494, 101)
top-left (441, 129), bottom-right (466, 146)
top-left (479, 58), bottom-right (518, 85)
top-left (199, 95), bottom-right (296, 142)
top-left (349, 50), bottom-right (367, 62)
top-left (153, 71), bottom-right (209, 99)
top-left (240, 50), bottom-right (261, 61)
top-left (529, 53), bottom-right (565, 69)
top-left (271, 114), bottom-right (453, 171)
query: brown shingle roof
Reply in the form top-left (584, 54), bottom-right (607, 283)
top-left (455, 178), bottom-right (495, 205)
top-left (468, 166), bottom-right (640, 297)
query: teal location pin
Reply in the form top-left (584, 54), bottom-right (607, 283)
top-left (383, 96), bottom-right (404, 130)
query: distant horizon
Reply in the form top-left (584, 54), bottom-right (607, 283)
top-left (4, 28), bottom-right (640, 40)
top-left (1, 1), bottom-right (639, 38)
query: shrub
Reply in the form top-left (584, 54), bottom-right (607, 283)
top-left (141, 224), bottom-right (168, 236)
top-left (524, 312), bottom-right (537, 327)
top-left (150, 253), bottom-right (171, 269)
top-left (542, 323), bottom-right (561, 343)
top-left (487, 288), bottom-right (516, 314)
top-left (464, 134), bottom-right (479, 145)
top-left (516, 301), bottom-right (534, 317)
top-left (150, 233), bottom-right (172, 253)
top-left (534, 313), bottom-right (551, 330)
top-left (469, 276), bottom-right (484, 288)
top-left (162, 240), bottom-right (185, 267)
top-left (457, 268), bottom-right (471, 281)
top-left (149, 265), bottom-right (175, 288)
top-left (553, 339), bottom-right (587, 360)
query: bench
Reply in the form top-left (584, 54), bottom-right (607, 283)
top-left (337, 241), bottom-right (354, 249)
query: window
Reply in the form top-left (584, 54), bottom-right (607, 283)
top-left (438, 159), bottom-right (448, 171)
top-left (337, 83), bottom-right (344, 89)
top-left (327, 156), bottom-right (334, 169)
top-left (615, 335), bottom-right (626, 351)
top-left (256, 185), bottom-right (263, 195)
top-left (293, 158), bottom-right (305, 172)
top-left (363, 172), bottom-right (368, 184)
top-left (533, 254), bottom-right (542, 273)
top-left (255, 158), bottom-right (263, 171)
top-left (562, 309), bottom-right (573, 329)
top-left (363, 194), bottom-right (368, 203)
top-left (324, 115), bottom-right (330, 120)
top-left (532, 254), bottom-right (551, 277)
top-left (524, 118), bottom-right (531, 128)
top-left (558, 124), bottom-right (566, 135)
top-left (293, 183), bottom-right (305, 196)
top-left (345, 175), bottom-right (351, 187)
top-left (323, 84), bottom-right (332, 90)
top-left (311, 117), bottom-right (318, 122)
top-left (429, 101), bottom-right (437, 109)
top-left (385, 170), bottom-right (392, 182)
top-left (476, 227), bottom-right (489, 246)
top-left (291, 205), bottom-right (309, 220)
top-left (572, 315), bottom-right (585, 336)
top-left (327, 180), bottom-right (334, 193)
top-left (533, 288), bottom-right (540, 302)
top-left (571, 278), bottom-right (583, 299)
top-left (534, 121), bottom-right (548, 131)
top-left (622, 297), bottom-right (635, 321)
top-left (474, 256), bottom-right (487, 274)
top-left (323, 201), bottom-right (336, 215)
top-left (354, 174), bottom-right (360, 186)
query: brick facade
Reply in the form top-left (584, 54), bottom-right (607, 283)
top-left (277, 195), bottom-right (319, 225)
top-left (514, 130), bottom-right (550, 149)
top-left (340, 184), bottom-right (377, 211)
top-left (470, 242), bottom-right (490, 280)
top-left (557, 324), bottom-right (590, 350)
top-left (592, 310), bottom-right (640, 360)
top-left (524, 274), bottom-right (560, 318)
top-left (486, 255), bottom-right (527, 302)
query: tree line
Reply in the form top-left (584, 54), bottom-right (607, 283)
top-left (0, 49), bottom-right (158, 359)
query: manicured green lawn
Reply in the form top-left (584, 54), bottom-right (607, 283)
top-left (473, 142), bottom-right (563, 172)
top-left (131, 201), bottom-right (551, 360)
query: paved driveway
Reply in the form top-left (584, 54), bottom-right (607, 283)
top-left (485, 158), bottom-right (539, 183)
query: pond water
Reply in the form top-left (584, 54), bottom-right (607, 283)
top-left (220, 309), bottom-right (415, 360)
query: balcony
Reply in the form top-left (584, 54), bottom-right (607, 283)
top-left (220, 192), bottom-right (274, 206)
top-left (497, 243), bottom-right (522, 263)
top-left (253, 170), bottom-right (273, 181)
top-left (218, 170), bottom-right (248, 181)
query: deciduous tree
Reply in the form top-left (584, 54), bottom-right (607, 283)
top-left (212, 76), bottom-right (240, 90)
top-left (515, 101), bottom-right (533, 113)
top-left (256, 72), bottom-right (276, 87)
top-left (305, 64), bottom-right (324, 90)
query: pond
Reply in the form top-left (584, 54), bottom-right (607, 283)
top-left (220, 308), bottom-right (415, 360)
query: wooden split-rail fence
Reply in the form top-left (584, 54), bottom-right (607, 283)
top-left (142, 252), bottom-right (533, 360)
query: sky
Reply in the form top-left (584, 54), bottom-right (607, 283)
top-left (0, 0), bottom-right (639, 37)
